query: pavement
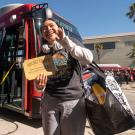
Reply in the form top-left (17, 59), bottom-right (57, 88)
top-left (0, 82), bottom-right (135, 135)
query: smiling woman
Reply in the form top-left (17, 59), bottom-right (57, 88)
top-left (33, 4), bottom-right (94, 135)
top-left (41, 19), bottom-right (60, 44)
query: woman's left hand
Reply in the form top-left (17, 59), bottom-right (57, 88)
top-left (56, 27), bottom-right (66, 42)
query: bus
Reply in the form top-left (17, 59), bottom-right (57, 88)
top-left (0, 3), bottom-right (83, 118)
top-left (97, 64), bottom-right (134, 82)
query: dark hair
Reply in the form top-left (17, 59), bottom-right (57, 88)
top-left (42, 18), bottom-right (60, 27)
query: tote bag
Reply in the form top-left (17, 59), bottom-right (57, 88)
top-left (84, 63), bottom-right (135, 135)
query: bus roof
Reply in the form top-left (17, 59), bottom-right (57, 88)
top-left (0, 4), bottom-right (34, 28)
top-left (0, 3), bottom-right (24, 17)
top-left (0, 3), bottom-right (82, 40)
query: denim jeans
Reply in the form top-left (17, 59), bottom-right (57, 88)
top-left (41, 94), bottom-right (86, 135)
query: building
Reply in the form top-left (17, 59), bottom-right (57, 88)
top-left (83, 32), bottom-right (135, 67)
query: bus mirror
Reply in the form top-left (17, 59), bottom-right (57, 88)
top-left (31, 3), bottom-right (53, 20)
top-left (45, 7), bottom-right (53, 19)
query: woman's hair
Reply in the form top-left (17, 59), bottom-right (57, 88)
top-left (42, 18), bottom-right (59, 27)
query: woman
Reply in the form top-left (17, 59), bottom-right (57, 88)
top-left (35, 18), bottom-right (93, 135)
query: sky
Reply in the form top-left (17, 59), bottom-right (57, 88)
top-left (0, 0), bottom-right (135, 38)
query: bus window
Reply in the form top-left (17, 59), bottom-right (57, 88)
top-left (0, 30), bottom-right (3, 47)
top-left (53, 13), bottom-right (83, 44)
top-left (32, 10), bottom-right (83, 55)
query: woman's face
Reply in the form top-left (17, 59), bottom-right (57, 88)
top-left (42, 19), bottom-right (59, 44)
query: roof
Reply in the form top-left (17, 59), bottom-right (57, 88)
top-left (98, 64), bottom-right (121, 68)
top-left (84, 32), bottom-right (135, 40)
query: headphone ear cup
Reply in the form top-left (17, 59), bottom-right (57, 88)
top-left (42, 44), bottom-right (50, 53)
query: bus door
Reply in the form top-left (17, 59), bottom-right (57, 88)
top-left (0, 24), bottom-right (25, 112)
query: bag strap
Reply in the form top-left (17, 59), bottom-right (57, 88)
top-left (69, 54), bottom-right (85, 89)
top-left (88, 61), bottom-right (106, 79)
top-left (90, 61), bottom-right (104, 73)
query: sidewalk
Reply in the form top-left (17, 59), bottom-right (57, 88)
top-left (121, 82), bottom-right (135, 90)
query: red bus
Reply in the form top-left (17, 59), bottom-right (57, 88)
top-left (97, 64), bottom-right (131, 71)
top-left (98, 64), bottom-right (134, 81)
top-left (0, 3), bottom-right (83, 118)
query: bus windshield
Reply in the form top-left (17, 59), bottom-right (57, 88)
top-left (32, 7), bottom-right (83, 55)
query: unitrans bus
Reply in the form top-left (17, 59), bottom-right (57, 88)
top-left (0, 3), bottom-right (83, 118)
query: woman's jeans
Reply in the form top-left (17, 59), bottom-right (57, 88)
top-left (41, 94), bottom-right (86, 135)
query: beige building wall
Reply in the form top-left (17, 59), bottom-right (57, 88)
top-left (83, 32), bottom-right (135, 67)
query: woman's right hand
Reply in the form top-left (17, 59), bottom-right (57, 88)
top-left (35, 74), bottom-right (48, 90)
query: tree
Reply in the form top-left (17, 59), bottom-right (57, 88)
top-left (126, 3), bottom-right (135, 22)
top-left (126, 3), bottom-right (135, 66)
top-left (127, 44), bottom-right (135, 68)
top-left (94, 43), bottom-right (103, 63)
top-left (127, 44), bottom-right (135, 58)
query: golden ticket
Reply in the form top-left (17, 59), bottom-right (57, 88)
top-left (23, 55), bottom-right (56, 80)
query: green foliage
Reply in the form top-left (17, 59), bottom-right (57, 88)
top-left (126, 3), bottom-right (135, 60)
top-left (127, 44), bottom-right (135, 59)
top-left (126, 3), bottom-right (135, 22)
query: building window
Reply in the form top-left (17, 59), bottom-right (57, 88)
top-left (125, 41), bottom-right (135, 46)
top-left (84, 42), bottom-right (115, 50)
top-left (102, 42), bottom-right (115, 49)
top-left (84, 43), bottom-right (94, 50)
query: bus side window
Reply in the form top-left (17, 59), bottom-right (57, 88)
top-left (16, 26), bottom-right (25, 68)
top-left (0, 30), bottom-right (3, 48)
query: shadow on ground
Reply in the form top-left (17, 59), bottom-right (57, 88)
top-left (0, 108), bottom-right (42, 128)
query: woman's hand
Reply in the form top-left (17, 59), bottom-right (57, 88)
top-left (35, 74), bottom-right (48, 90)
top-left (56, 27), bottom-right (66, 42)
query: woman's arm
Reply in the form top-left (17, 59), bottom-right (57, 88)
top-left (60, 36), bottom-right (93, 65)
top-left (57, 27), bottom-right (93, 65)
